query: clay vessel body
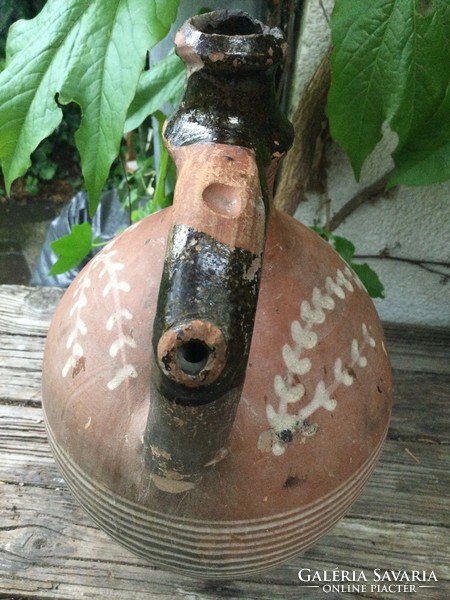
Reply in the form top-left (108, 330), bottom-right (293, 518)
top-left (42, 10), bottom-right (392, 578)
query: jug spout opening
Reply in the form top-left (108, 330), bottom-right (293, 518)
top-left (165, 10), bottom-right (294, 165)
top-left (156, 319), bottom-right (227, 388)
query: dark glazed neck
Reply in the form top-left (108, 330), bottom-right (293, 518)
top-left (165, 10), bottom-right (294, 166)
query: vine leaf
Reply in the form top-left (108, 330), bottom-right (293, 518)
top-left (388, 83), bottom-right (450, 188)
top-left (312, 227), bottom-right (385, 299)
top-left (0, 0), bottom-right (179, 215)
top-left (327, 0), bottom-right (450, 186)
top-left (332, 235), bottom-right (355, 264)
top-left (125, 51), bottom-right (185, 133)
top-left (49, 222), bottom-right (93, 275)
top-left (351, 263), bottom-right (385, 299)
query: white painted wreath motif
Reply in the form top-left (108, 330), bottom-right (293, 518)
top-left (258, 266), bottom-right (377, 456)
top-left (61, 226), bottom-right (141, 391)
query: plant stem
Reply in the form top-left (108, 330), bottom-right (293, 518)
top-left (274, 48), bottom-right (331, 215)
top-left (328, 170), bottom-right (395, 231)
top-left (354, 254), bottom-right (450, 281)
top-left (153, 148), bottom-right (169, 210)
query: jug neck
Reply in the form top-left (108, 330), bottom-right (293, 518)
top-left (165, 9), bottom-right (293, 175)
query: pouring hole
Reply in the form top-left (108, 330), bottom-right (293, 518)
top-left (176, 340), bottom-right (210, 376)
top-left (194, 14), bottom-right (262, 36)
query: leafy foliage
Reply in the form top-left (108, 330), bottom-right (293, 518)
top-left (388, 87), bottom-right (450, 188)
top-left (0, 0), bottom-right (46, 55)
top-left (46, 58), bottom-right (182, 274)
top-left (24, 140), bottom-right (58, 195)
top-left (350, 263), bottom-right (385, 299)
top-left (20, 104), bottom-right (82, 196)
top-left (327, 0), bottom-right (450, 187)
top-left (48, 222), bottom-right (93, 275)
top-left (0, 0), bottom-right (179, 216)
top-left (313, 228), bottom-right (385, 299)
top-left (125, 51), bottom-right (185, 133)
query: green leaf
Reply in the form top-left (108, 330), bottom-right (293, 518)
top-left (49, 222), bottom-right (93, 275)
top-left (125, 51), bottom-right (186, 133)
top-left (311, 227), bottom-right (356, 263)
top-left (351, 262), bottom-right (385, 299)
top-left (25, 176), bottom-right (39, 195)
top-left (0, 1), bottom-right (87, 193)
top-left (152, 111), bottom-right (172, 210)
top-left (37, 160), bottom-right (58, 181)
top-left (60, 0), bottom-right (180, 216)
top-left (328, 0), bottom-right (450, 184)
top-left (310, 225), bottom-right (331, 241)
top-left (311, 227), bottom-right (384, 299)
top-left (332, 235), bottom-right (355, 264)
top-left (0, 0), bottom-right (179, 215)
top-left (387, 82), bottom-right (450, 187)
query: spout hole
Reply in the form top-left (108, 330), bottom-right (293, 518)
top-left (176, 340), bottom-right (210, 376)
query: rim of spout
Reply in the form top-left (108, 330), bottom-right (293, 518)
top-left (175, 10), bottom-right (287, 72)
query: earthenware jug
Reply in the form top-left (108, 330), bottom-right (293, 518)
top-left (42, 10), bottom-right (392, 578)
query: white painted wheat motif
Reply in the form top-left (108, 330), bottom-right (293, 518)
top-left (94, 248), bottom-right (138, 391)
top-left (62, 270), bottom-right (91, 377)
top-left (61, 241), bottom-right (138, 391)
top-left (260, 266), bottom-right (377, 456)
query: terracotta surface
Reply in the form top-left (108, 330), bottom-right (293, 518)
top-left (42, 10), bottom-right (392, 578)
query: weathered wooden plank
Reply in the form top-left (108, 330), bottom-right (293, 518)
top-left (302, 520), bottom-right (449, 599)
top-left (384, 322), bottom-right (450, 348)
top-left (0, 285), bottom-right (64, 337)
top-left (0, 373), bottom-right (42, 404)
top-left (389, 371), bottom-right (450, 443)
top-left (0, 334), bottom-right (46, 369)
top-left (383, 323), bottom-right (450, 376)
top-left (0, 335), bottom-right (44, 402)
top-left (389, 350), bottom-right (450, 375)
top-left (1, 480), bottom-right (448, 599)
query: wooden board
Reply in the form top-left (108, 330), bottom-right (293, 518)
top-left (0, 285), bottom-right (449, 599)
